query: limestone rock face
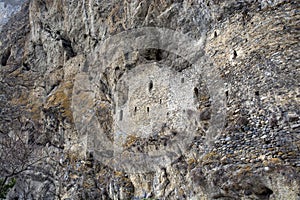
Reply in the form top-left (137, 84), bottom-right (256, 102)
top-left (0, 0), bottom-right (26, 31)
top-left (0, 0), bottom-right (299, 199)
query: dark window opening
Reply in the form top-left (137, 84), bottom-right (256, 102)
top-left (225, 91), bottom-right (228, 97)
top-left (149, 80), bottom-right (153, 92)
top-left (214, 31), bottom-right (217, 38)
top-left (194, 87), bottom-right (199, 98)
top-left (160, 99), bottom-right (162, 104)
top-left (164, 140), bottom-right (167, 146)
top-left (233, 50), bottom-right (237, 59)
top-left (147, 107), bottom-right (150, 113)
top-left (119, 110), bottom-right (123, 121)
top-left (181, 78), bottom-right (184, 83)
top-left (134, 107), bottom-right (137, 114)
top-left (171, 131), bottom-right (178, 136)
top-left (255, 91), bottom-right (259, 96)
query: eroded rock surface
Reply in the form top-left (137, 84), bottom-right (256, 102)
top-left (0, 0), bottom-right (299, 199)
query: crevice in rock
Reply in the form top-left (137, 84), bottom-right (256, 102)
top-left (46, 81), bottom-right (60, 96)
top-left (1, 48), bottom-right (11, 66)
top-left (22, 61), bottom-right (30, 71)
top-left (61, 36), bottom-right (77, 59)
top-left (254, 186), bottom-right (273, 199)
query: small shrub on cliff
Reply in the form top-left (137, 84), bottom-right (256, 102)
top-left (0, 178), bottom-right (16, 199)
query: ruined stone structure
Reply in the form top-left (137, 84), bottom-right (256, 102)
top-left (0, 0), bottom-right (299, 199)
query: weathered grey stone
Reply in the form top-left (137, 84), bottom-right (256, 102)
top-left (0, 0), bottom-right (299, 199)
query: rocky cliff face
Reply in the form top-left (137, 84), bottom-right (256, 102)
top-left (0, 0), bottom-right (26, 31)
top-left (0, 0), bottom-right (299, 199)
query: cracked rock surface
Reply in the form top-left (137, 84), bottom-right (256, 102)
top-left (0, 0), bottom-right (299, 199)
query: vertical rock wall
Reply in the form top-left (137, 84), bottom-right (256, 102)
top-left (0, 0), bottom-right (299, 199)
